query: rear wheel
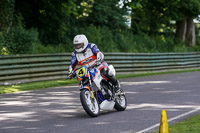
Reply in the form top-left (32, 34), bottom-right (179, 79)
top-left (114, 89), bottom-right (127, 111)
top-left (80, 89), bottom-right (100, 117)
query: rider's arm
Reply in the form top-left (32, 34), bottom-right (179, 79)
top-left (69, 52), bottom-right (78, 72)
top-left (89, 43), bottom-right (104, 61)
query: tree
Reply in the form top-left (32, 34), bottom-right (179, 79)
top-left (173, 0), bottom-right (200, 46)
top-left (0, 0), bottom-right (15, 33)
top-left (80, 0), bottom-right (129, 31)
top-left (128, 0), bottom-right (200, 46)
top-left (14, 0), bottom-right (78, 45)
top-left (128, 0), bottom-right (172, 35)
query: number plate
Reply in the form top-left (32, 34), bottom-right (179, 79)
top-left (77, 67), bottom-right (86, 77)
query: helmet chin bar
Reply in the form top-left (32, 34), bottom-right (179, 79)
top-left (75, 47), bottom-right (87, 53)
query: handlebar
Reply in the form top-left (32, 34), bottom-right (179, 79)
top-left (66, 60), bottom-right (103, 79)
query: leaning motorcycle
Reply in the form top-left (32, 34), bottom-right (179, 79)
top-left (67, 64), bottom-right (127, 117)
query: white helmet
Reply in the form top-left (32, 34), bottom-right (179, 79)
top-left (73, 34), bottom-right (88, 52)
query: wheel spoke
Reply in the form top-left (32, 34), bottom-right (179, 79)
top-left (85, 93), bottom-right (91, 105)
top-left (116, 95), bottom-right (126, 107)
top-left (84, 91), bottom-right (98, 113)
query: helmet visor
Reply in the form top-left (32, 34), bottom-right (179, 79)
top-left (74, 43), bottom-right (84, 49)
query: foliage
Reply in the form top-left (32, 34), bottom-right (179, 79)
top-left (15, 0), bottom-right (78, 45)
top-left (32, 42), bottom-right (72, 54)
top-left (81, 0), bottom-right (128, 30)
top-left (0, 0), bottom-right (15, 32)
top-left (1, 26), bottom-right (200, 55)
top-left (128, 0), bottom-right (172, 34)
top-left (2, 26), bottom-right (38, 54)
top-left (77, 25), bottom-right (116, 52)
top-left (0, 34), bottom-right (10, 55)
top-left (128, 0), bottom-right (200, 34)
top-left (175, 0), bottom-right (200, 19)
top-left (0, 47), bottom-right (10, 55)
top-left (0, 0), bottom-right (200, 55)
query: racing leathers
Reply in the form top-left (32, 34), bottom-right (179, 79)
top-left (69, 43), bottom-right (120, 93)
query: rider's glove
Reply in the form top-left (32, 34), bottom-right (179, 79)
top-left (96, 52), bottom-right (104, 66)
top-left (68, 65), bottom-right (73, 74)
top-left (97, 52), bottom-right (104, 61)
top-left (95, 60), bottom-right (102, 66)
top-left (67, 65), bottom-right (73, 79)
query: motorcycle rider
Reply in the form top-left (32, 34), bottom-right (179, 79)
top-left (68, 34), bottom-right (121, 94)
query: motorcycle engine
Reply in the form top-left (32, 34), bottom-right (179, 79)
top-left (100, 80), bottom-right (112, 99)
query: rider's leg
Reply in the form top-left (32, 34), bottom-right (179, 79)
top-left (100, 68), bottom-right (121, 93)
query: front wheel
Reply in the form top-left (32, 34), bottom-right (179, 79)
top-left (114, 89), bottom-right (127, 111)
top-left (80, 89), bottom-right (100, 117)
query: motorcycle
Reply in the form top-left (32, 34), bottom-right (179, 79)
top-left (67, 64), bottom-right (127, 117)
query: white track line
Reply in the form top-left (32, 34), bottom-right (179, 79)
top-left (136, 108), bottom-right (200, 133)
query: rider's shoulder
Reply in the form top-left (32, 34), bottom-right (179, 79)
top-left (71, 51), bottom-right (77, 56)
top-left (88, 43), bottom-right (96, 48)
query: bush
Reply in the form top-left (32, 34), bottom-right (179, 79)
top-left (133, 34), bottom-right (157, 52)
top-left (32, 43), bottom-right (70, 54)
top-left (75, 25), bottom-right (116, 52)
top-left (0, 46), bottom-right (10, 55)
top-left (173, 44), bottom-right (189, 52)
top-left (0, 32), bottom-right (9, 55)
top-left (2, 26), bottom-right (38, 54)
top-left (1, 24), bottom-right (200, 55)
top-left (113, 31), bottom-right (130, 52)
top-left (74, 25), bottom-right (159, 53)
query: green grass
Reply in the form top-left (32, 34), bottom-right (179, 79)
top-left (0, 79), bottom-right (78, 94)
top-left (1, 68), bottom-right (200, 94)
top-left (169, 114), bottom-right (200, 133)
top-left (154, 113), bottom-right (200, 133)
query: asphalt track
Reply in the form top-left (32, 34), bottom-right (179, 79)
top-left (0, 71), bottom-right (200, 133)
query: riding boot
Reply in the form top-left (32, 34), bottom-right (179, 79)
top-left (100, 68), bottom-right (121, 94)
top-left (107, 76), bottom-right (121, 94)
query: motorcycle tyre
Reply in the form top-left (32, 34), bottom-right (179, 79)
top-left (114, 89), bottom-right (127, 111)
top-left (80, 89), bottom-right (100, 117)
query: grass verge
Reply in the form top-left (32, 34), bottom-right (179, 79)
top-left (169, 113), bottom-right (200, 133)
top-left (0, 79), bottom-right (78, 94)
top-left (154, 113), bottom-right (200, 133)
top-left (1, 68), bottom-right (200, 94)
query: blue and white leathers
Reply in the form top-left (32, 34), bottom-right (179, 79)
top-left (70, 43), bottom-right (106, 71)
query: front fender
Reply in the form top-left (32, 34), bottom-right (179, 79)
top-left (80, 86), bottom-right (94, 99)
top-left (80, 86), bottom-right (91, 91)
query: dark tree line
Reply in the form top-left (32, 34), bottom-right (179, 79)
top-left (0, 0), bottom-right (200, 54)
